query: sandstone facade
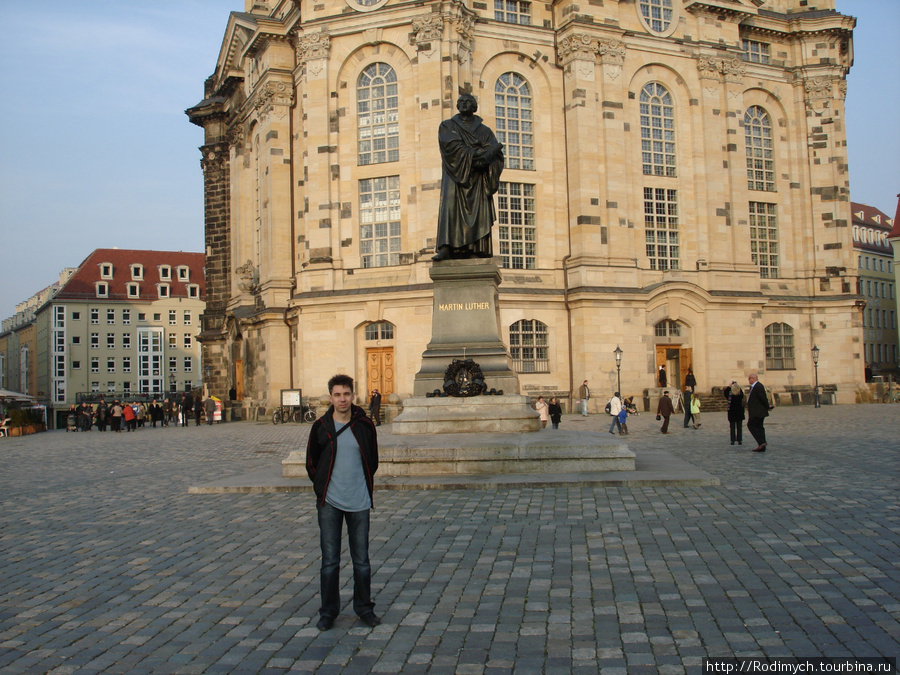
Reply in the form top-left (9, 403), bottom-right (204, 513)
top-left (188, 0), bottom-right (862, 412)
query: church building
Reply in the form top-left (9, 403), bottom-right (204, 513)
top-left (187, 0), bottom-right (862, 413)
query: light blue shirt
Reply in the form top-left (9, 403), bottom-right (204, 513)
top-left (325, 422), bottom-right (370, 512)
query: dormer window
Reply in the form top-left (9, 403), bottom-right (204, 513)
top-left (186, 284), bottom-right (200, 299)
top-left (127, 283), bottom-right (140, 298)
top-left (100, 263), bottom-right (113, 279)
top-left (159, 265), bottom-right (172, 280)
top-left (177, 266), bottom-right (190, 281)
top-left (131, 264), bottom-right (144, 280)
top-left (157, 284), bottom-right (170, 299)
top-left (96, 282), bottom-right (109, 298)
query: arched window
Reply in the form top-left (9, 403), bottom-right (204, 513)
top-left (357, 63), bottom-right (399, 165)
top-left (765, 323), bottom-right (794, 370)
top-left (654, 320), bottom-right (681, 338)
top-left (640, 83), bottom-right (675, 177)
top-left (495, 73), bottom-right (534, 171)
top-left (744, 106), bottom-right (774, 191)
top-left (509, 320), bottom-right (549, 373)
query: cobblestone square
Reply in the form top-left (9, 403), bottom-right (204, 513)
top-left (1, 404), bottom-right (898, 673)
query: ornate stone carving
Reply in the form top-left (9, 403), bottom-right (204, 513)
top-left (227, 125), bottom-right (245, 152)
top-left (254, 80), bottom-right (293, 120)
top-left (235, 260), bottom-right (258, 293)
top-left (721, 56), bottom-right (746, 82)
top-left (803, 75), bottom-right (839, 113)
top-left (597, 38), bottom-right (625, 65)
top-left (200, 142), bottom-right (229, 180)
top-left (558, 33), bottom-right (598, 66)
top-left (294, 30), bottom-right (331, 66)
top-left (412, 14), bottom-right (444, 44)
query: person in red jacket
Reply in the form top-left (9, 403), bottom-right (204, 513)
top-left (306, 374), bottom-right (380, 632)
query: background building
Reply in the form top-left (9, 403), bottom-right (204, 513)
top-left (851, 203), bottom-right (898, 379)
top-left (0, 269), bottom-right (76, 397)
top-left (188, 0), bottom-right (862, 413)
top-left (0, 249), bottom-right (205, 427)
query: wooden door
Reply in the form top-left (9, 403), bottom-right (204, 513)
top-left (366, 348), bottom-right (394, 398)
top-left (679, 348), bottom-right (692, 391)
top-left (234, 359), bottom-right (244, 400)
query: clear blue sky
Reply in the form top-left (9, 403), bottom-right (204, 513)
top-left (1, 0), bottom-right (898, 323)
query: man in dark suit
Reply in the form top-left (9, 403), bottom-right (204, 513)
top-left (746, 372), bottom-right (772, 452)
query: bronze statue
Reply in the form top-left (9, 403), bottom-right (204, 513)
top-left (432, 94), bottom-right (505, 262)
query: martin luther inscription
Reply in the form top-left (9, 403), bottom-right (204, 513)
top-left (438, 302), bottom-right (491, 311)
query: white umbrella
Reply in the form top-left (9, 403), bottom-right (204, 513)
top-left (0, 388), bottom-right (37, 404)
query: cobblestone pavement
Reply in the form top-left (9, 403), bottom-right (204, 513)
top-left (1, 404), bottom-right (898, 674)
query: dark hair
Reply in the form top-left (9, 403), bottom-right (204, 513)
top-left (328, 374), bottom-right (354, 394)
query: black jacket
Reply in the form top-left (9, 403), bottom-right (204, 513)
top-left (724, 387), bottom-right (745, 422)
top-left (306, 404), bottom-right (379, 508)
top-left (747, 382), bottom-right (770, 419)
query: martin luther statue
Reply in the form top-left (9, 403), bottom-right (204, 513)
top-left (432, 94), bottom-right (505, 262)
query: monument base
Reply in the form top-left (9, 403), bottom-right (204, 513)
top-left (282, 428), bottom-right (635, 478)
top-left (391, 394), bottom-right (540, 435)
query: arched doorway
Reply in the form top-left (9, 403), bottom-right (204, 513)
top-left (654, 320), bottom-right (692, 389)
top-left (364, 321), bottom-right (395, 399)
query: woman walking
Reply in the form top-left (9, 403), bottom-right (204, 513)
top-left (548, 397), bottom-right (562, 429)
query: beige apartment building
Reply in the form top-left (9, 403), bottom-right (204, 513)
top-left (852, 203), bottom-right (898, 378)
top-left (0, 250), bottom-right (206, 427)
top-left (188, 0), bottom-right (863, 412)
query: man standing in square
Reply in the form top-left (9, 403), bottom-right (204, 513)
top-left (746, 372), bottom-right (772, 452)
top-left (306, 374), bottom-right (380, 631)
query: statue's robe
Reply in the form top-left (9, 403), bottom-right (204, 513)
top-left (436, 114), bottom-right (504, 256)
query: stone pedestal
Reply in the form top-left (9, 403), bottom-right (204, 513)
top-left (391, 394), bottom-right (539, 435)
top-left (412, 258), bottom-right (519, 396)
top-left (282, 429), bottom-right (634, 478)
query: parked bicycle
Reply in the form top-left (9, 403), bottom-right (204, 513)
top-left (272, 400), bottom-right (318, 424)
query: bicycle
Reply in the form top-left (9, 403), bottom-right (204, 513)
top-left (883, 389), bottom-right (900, 404)
top-left (272, 401), bottom-right (318, 424)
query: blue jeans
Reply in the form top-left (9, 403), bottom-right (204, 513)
top-left (317, 502), bottom-right (374, 619)
top-left (608, 417), bottom-right (621, 434)
top-left (582, 400), bottom-right (588, 416)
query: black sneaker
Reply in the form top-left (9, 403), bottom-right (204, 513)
top-left (316, 617), bottom-right (334, 631)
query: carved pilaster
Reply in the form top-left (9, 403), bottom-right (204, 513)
top-left (697, 53), bottom-right (745, 97)
top-left (253, 80), bottom-right (294, 122)
top-left (597, 38), bottom-right (625, 80)
top-left (200, 142), bottom-right (229, 183)
top-left (294, 30), bottom-right (331, 76)
top-left (558, 33), bottom-right (598, 67)
top-left (799, 74), bottom-right (843, 114)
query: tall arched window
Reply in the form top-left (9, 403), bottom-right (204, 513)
top-left (765, 323), bottom-right (794, 370)
top-left (509, 319), bottom-right (549, 373)
top-left (640, 83), bottom-right (675, 177)
top-left (357, 63), bottom-right (399, 165)
top-left (744, 106), bottom-right (774, 191)
top-left (495, 73), bottom-right (534, 171)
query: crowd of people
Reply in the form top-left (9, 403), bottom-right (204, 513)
top-left (66, 393), bottom-right (219, 432)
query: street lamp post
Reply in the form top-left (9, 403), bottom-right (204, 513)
top-left (614, 345), bottom-right (623, 396)
top-left (812, 344), bottom-right (820, 408)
